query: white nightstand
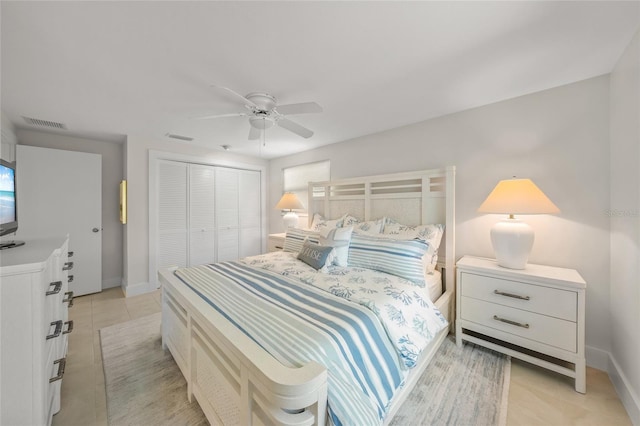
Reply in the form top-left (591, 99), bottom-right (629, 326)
top-left (456, 255), bottom-right (586, 393)
top-left (267, 233), bottom-right (286, 252)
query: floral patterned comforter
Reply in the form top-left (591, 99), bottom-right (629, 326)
top-left (241, 251), bottom-right (448, 368)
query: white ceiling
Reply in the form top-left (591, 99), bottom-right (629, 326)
top-left (2, 1), bottom-right (638, 159)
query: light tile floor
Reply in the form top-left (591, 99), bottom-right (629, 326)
top-left (52, 287), bottom-right (162, 426)
top-left (52, 287), bottom-right (632, 426)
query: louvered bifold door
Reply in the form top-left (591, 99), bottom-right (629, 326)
top-left (239, 170), bottom-right (262, 258)
top-left (158, 161), bottom-right (188, 269)
top-left (189, 164), bottom-right (216, 266)
top-left (215, 168), bottom-right (239, 262)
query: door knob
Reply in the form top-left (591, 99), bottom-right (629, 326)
top-left (92, 228), bottom-right (100, 233)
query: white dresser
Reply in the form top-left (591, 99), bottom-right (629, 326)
top-left (455, 255), bottom-right (586, 393)
top-left (0, 236), bottom-right (74, 425)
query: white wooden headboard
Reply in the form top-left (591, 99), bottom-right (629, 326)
top-left (308, 166), bottom-right (456, 310)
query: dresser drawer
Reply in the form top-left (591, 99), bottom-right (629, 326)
top-left (461, 297), bottom-right (577, 352)
top-left (460, 272), bottom-right (577, 321)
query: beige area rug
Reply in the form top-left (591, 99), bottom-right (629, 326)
top-left (101, 313), bottom-right (510, 426)
top-left (100, 313), bottom-right (207, 426)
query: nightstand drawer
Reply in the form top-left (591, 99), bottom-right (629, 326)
top-left (461, 297), bottom-right (577, 352)
top-left (460, 272), bottom-right (577, 321)
top-left (267, 233), bottom-right (285, 252)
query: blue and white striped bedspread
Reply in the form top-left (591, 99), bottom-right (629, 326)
top-left (173, 261), bottom-right (405, 425)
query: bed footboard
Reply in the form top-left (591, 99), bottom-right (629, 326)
top-left (160, 268), bottom-right (328, 426)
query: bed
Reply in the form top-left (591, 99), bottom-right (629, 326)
top-left (159, 166), bottom-right (456, 425)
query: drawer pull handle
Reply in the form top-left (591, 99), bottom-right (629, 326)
top-left (68, 275), bottom-right (74, 283)
top-left (62, 261), bottom-right (74, 271)
top-left (63, 291), bottom-right (74, 307)
top-left (46, 281), bottom-right (62, 296)
top-left (68, 251), bottom-right (74, 258)
top-left (493, 315), bottom-right (530, 329)
top-left (46, 320), bottom-right (63, 340)
top-left (63, 320), bottom-right (74, 335)
top-left (494, 290), bottom-right (530, 301)
top-left (49, 357), bottom-right (66, 383)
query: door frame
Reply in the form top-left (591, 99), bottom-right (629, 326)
top-left (148, 150), bottom-right (267, 289)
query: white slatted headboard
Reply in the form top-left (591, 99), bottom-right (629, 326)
top-left (308, 166), bottom-right (456, 315)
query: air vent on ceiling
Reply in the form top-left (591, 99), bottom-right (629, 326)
top-left (166, 133), bottom-right (194, 142)
top-left (22, 116), bottom-right (67, 130)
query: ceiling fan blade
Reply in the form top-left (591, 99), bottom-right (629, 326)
top-left (277, 117), bottom-right (314, 139)
top-left (194, 112), bottom-right (247, 120)
top-left (211, 85), bottom-right (258, 108)
top-left (276, 102), bottom-right (323, 115)
top-left (248, 126), bottom-right (261, 140)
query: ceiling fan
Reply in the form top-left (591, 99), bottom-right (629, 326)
top-left (196, 86), bottom-right (322, 140)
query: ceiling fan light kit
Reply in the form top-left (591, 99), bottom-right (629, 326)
top-left (249, 115), bottom-right (275, 130)
top-left (198, 86), bottom-right (323, 141)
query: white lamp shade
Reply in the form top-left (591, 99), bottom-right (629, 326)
top-left (275, 192), bottom-right (305, 211)
top-left (478, 178), bottom-right (559, 215)
top-left (479, 178), bottom-right (559, 269)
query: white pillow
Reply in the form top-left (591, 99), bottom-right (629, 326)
top-left (310, 213), bottom-right (346, 232)
top-left (383, 219), bottom-right (445, 250)
top-left (343, 215), bottom-right (385, 236)
top-left (319, 226), bottom-right (353, 266)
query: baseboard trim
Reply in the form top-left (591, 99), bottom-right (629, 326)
top-left (102, 277), bottom-right (122, 289)
top-left (586, 345), bottom-right (610, 371)
top-left (587, 345), bottom-right (640, 425)
top-left (123, 281), bottom-right (157, 297)
top-left (608, 354), bottom-right (640, 425)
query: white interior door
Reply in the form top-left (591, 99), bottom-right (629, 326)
top-left (157, 160), bottom-right (188, 270)
top-left (189, 164), bottom-right (215, 266)
top-left (16, 145), bottom-right (102, 296)
top-left (239, 170), bottom-right (261, 258)
top-left (215, 168), bottom-right (239, 261)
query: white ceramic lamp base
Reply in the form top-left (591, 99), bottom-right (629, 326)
top-left (490, 218), bottom-right (534, 269)
top-left (282, 211), bottom-right (299, 229)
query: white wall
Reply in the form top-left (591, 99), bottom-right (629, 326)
top-left (1, 111), bottom-right (17, 162)
top-left (270, 76), bottom-right (612, 364)
top-left (609, 29), bottom-right (640, 425)
top-left (123, 136), bottom-right (268, 296)
top-left (15, 129), bottom-right (125, 289)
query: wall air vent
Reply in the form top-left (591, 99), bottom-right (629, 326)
top-left (22, 116), bottom-right (67, 130)
top-left (166, 133), bottom-right (194, 142)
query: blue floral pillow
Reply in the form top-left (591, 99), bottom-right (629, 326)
top-left (343, 215), bottom-right (385, 236)
top-left (309, 213), bottom-right (346, 232)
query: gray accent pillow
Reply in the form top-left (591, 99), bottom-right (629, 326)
top-left (296, 241), bottom-right (336, 271)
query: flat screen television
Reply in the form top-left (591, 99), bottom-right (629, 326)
top-left (0, 158), bottom-right (24, 249)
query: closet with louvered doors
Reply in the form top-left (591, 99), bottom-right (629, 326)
top-left (155, 160), bottom-right (262, 276)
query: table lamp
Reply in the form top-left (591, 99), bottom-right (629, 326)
top-left (275, 192), bottom-right (305, 229)
top-left (478, 178), bottom-right (559, 269)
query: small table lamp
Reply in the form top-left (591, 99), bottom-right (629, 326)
top-left (478, 178), bottom-right (559, 269)
top-left (275, 192), bottom-right (305, 229)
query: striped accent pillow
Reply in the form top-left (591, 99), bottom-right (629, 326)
top-left (348, 234), bottom-right (430, 287)
top-left (283, 228), bottom-right (320, 253)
